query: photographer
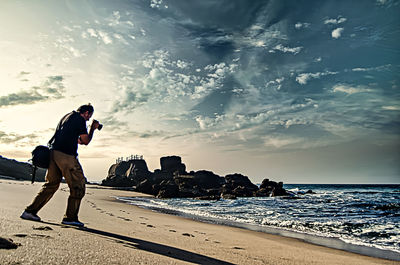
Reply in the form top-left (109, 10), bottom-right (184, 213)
top-left (21, 104), bottom-right (101, 227)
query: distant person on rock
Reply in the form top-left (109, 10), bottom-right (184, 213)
top-left (21, 104), bottom-right (101, 227)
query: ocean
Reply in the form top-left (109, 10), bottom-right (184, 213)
top-left (116, 184), bottom-right (400, 260)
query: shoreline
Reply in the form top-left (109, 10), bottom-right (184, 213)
top-left (114, 195), bottom-right (400, 261)
top-left (1, 179), bottom-right (399, 264)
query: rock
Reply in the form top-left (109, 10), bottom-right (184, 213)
top-left (136, 179), bottom-right (156, 195)
top-left (160, 156), bottom-right (186, 174)
top-left (195, 195), bottom-right (221, 200)
top-left (156, 180), bottom-right (179, 198)
top-left (102, 159), bottom-right (151, 187)
top-left (193, 170), bottom-right (225, 189)
top-left (221, 193), bottom-right (237, 199)
top-left (222, 173), bottom-right (259, 197)
top-left (254, 188), bottom-right (272, 197)
top-left (0, 237), bottom-right (19, 249)
top-left (225, 174), bottom-right (259, 191)
top-left (101, 155), bottom-right (288, 200)
top-left (0, 155), bottom-right (45, 182)
top-left (258, 178), bottom-right (288, 197)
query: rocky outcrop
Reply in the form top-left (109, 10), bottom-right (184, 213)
top-left (101, 159), bottom-right (151, 187)
top-left (255, 179), bottom-right (288, 197)
top-left (101, 155), bottom-right (288, 200)
top-left (160, 156), bottom-right (186, 174)
top-left (0, 155), bottom-right (45, 182)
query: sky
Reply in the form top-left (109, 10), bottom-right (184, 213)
top-left (0, 0), bottom-right (399, 184)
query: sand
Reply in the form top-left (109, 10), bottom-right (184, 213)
top-left (0, 178), bottom-right (398, 265)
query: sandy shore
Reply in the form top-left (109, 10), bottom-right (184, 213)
top-left (0, 179), bottom-right (398, 265)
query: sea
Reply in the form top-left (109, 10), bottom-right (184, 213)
top-left (116, 184), bottom-right (400, 260)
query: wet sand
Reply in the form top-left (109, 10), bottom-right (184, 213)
top-left (1, 179), bottom-right (398, 265)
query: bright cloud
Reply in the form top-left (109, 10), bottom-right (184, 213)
top-left (324, 16), bottom-right (347, 24)
top-left (295, 22), bottom-right (311, 29)
top-left (332, 84), bottom-right (372, 94)
top-left (332, 28), bottom-right (344, 39)
top-left (296, 71), bottom-right (338, 85)
top-left (269, 44), bottom-right (302, 54)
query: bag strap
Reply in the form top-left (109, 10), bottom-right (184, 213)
top-left (31, 165), bottom-right (37, 184)
top-left (47, 111), bottom-right (73, 147)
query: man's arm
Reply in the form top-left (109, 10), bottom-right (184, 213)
top-left (79, 120), bottom-right (99, 145)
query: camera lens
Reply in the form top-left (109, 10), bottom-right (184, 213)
top-left (98, 124), bottom-right (103, 130)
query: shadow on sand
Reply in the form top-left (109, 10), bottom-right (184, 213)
top-left (42, 221), bottom-right (235, 265)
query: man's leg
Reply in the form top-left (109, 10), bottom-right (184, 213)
top-left (24, 151), bottom-right (62, 216)
top-left (53, 151), bottom-right (86, 222)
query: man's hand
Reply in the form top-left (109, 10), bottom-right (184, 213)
top-left (79, 120), bottom-right (99, 145)
top-left (91, 119), bottom-right (100, 130)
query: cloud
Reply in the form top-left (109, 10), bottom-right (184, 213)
top-left (296, 71), bottom-right (338, 85)
top-left (263, 136), bottom-right (302, 148)
top-left (150, 0), bottom-right (168, 9)
top-left (332, 28), bottom-right (344, 39)
top-left (332, 84), bottom-right (372, 94)
top-left (0, 130), bottom-right (38, 144)
top-left (295, 22), bottom-right (311, 29)
top-left (0, 75), bottom-right (65, 107)
top-left (111, 49), bottom-right (237, 116)
top-left (382, 106), bottom-right (400, 111)
top-left (98, 30), bottom-right (113, 44)
top-left (266, 77), bottom-right (285, 90)
top-left (269, 44), bottom-right (302, 55)
top-left (324, 16), bottom-right (347, 25)
top-left (352, 64), bottom-right (391, 72)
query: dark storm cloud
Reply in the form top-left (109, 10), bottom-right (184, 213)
top-left (0, 75), bottom-right (65, 107)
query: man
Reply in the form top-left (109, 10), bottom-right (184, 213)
top-left (20, 104), bottom-right (100, 227)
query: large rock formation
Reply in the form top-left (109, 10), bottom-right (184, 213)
top-left (0, 155), bottom-right (46, 182)
top-left (101, 155), bottom-right (288, 200)
top-left (101, 159), bottom-right (151, 187)
top-left (102, 156), bottom-right (287, 199)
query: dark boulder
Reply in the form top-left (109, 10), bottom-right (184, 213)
top-left (222, 173), bottom-right (259, 198)
top-left (102, 159), bottom-right (151, 187)
top-left (156, 180), bottom-right (180, 198)
top-left (193, 170), bottom-right (225, 189)
top-left (160, 156), bottom-right (186, 174)
top-left (258, 179), bottom-right (288, 196)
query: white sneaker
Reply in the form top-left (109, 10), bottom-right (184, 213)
top-left (20, 211), bottom-right (41, 221)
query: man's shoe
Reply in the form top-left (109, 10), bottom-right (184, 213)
top-left (61, 219), bottom-right (84, 227)
top-left (20, 211), bottom-right (41, 222)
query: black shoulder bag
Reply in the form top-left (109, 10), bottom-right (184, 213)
top-left (30, 134), bottom-right (56, 183)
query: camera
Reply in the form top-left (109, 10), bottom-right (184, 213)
top-left (98, 124), bottom-right (103, 130)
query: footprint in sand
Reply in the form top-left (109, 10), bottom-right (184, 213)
top-left (14, 234), bottom-right (52, 239)
top-left (117, 216), bottom-right (132, 222)
top-left (182, 233), bottom-right (195, 237)
top-left (14, 234), bottom-right (28, 238)
top-left (232, 247), bottom-right (245, 250)
top-left (169, 230), bottom-right (176, 233)
top-left (33, 226), bottom-right (53, 231)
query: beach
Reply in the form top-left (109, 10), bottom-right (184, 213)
top-left (0, 179), bottom-right (398, 265)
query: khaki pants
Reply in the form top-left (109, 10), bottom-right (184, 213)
top-left (26, 150), bottom-right (86, 221)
